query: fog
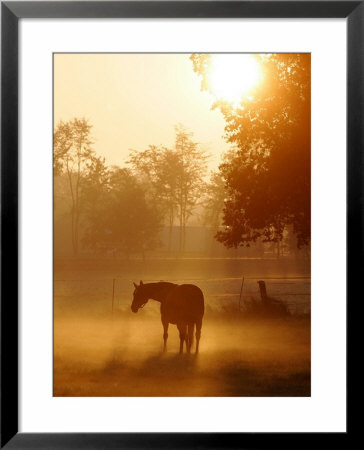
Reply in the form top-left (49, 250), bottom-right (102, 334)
top-left (54, 257), bottom-right (310, 397)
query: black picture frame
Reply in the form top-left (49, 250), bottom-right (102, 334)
top-left (1, 1), bottom-right (357, 448)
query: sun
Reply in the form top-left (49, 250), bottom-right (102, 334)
top-left (208, 54), bottom-right (262, 104)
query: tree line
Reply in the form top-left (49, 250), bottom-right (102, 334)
top-left (54, 121), bottom-right (218, 257)
top-left (54, 53), bottom-right (310, 258)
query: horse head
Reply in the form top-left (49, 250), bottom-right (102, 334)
top-left (131, 280), bottom-right (148, 313)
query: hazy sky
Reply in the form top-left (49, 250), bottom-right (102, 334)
top-left (54, 53), bottom-right (230, 169)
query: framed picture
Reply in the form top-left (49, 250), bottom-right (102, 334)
top-left (1, 1), bottom-right (356, 447)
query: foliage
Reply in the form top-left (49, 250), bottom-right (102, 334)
top-left (54, 118), bottom-right (161, 257)
top-left (82, 167), bottom-right (162, 257)
top-left (127, 125), bottom-right (209, 252)
top-left (203, 170), bottom-right (226, 229)
top-left (191, 54), bottom-right (311, 248)
top-left (54, 118), bottom-right (94, 255)
top-left (174, 124), bottom-right (209, 251)
top-left (127, 145), bottom-right (179, 251)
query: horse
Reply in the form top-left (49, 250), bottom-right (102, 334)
top-left (131, 280), bottom-right (204, 354)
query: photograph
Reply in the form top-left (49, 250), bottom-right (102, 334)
top-left (53, 52), bottom-right (311, 397)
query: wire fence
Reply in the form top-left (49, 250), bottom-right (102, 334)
top-left (54, 276), bottom-right (311, 315)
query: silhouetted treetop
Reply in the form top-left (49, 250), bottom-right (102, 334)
top-left (127, 124), bottom-right (209, 252)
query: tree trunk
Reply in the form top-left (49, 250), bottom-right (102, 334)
top-left (66, 161), bottom-right (78, 256)
top-left (74, 208), bottom-right (79, 256)
top-left (71, 206), bottom-right (77, 256)
top-left (179, 212), bottom-right (183, 253)
top-left (168, 207), bottom-right (173, 253)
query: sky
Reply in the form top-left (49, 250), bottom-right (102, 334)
top-left (54, 53), bottom-right (230, 169)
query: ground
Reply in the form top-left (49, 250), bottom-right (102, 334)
top-left (54, 256), bottom-right (310, 397)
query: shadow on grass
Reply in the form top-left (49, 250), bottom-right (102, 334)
top-left (218, 360), bottom-right (310, 396)
top-left (134, 352), bottom-right (199, 378)
top-left (55, 349), bottom-right (310, 397)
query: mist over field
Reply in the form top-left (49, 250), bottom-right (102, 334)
top-left (54, 257), bottom-right (310, 397)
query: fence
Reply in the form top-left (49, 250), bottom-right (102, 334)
top-left (54, 276), bottom-right (311, 315)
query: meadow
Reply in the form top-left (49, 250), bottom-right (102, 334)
top-left (54, 256), bottom-right (310, 397)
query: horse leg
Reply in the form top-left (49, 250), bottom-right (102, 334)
top-left (162, 319), bottom-right (169, 352)
top-left (187, 322), bottom-right (194, 353)
top-left (177, 323), bottom-right (187, 354)
top-left (195, 319), bottom-right (202, 354)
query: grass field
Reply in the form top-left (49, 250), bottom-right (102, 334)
top-left (54, 257), bottom-right (310, 397)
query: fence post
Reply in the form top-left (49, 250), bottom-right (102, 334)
top-left (257, 280), bottom-right (269, 304)
top-left (112, 278), bottom-right (116, 313)
top-left (238, 276), bottom-right (244, 311)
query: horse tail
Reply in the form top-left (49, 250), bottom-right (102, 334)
top-left (195, 317), bottom-right (202, 353)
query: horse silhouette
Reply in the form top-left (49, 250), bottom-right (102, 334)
top-left (131, 281), bottom-right (204, 353)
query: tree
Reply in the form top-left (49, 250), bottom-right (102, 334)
top-left (174, 124), bottom-right (209, 252)
top-left (80, 154), bottom-right (110, 248)
top-left (54, 118), bottom-right (94, 255)
top-left (128, 125), bottom-right (209, 253)
top-left (201, 170), bottom-right (227, 254)
top-left (203, 170), bottom-right (226, 229)
top-left (127, 146), bottom-right (180, 252)
top-left (82, 167), bottom-right (162, 258)
top-left (191, 53), bottom-right (311, 248)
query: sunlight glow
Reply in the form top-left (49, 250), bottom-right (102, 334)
top-left (209, 54), bottom-right (262, 104)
